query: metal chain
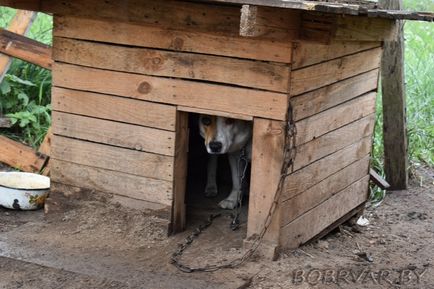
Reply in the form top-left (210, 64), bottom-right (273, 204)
top-left (170, 111), bottom-right (297, 273)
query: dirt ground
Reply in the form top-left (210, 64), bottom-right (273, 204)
top-left (0, 164), bottom-right (433, 289)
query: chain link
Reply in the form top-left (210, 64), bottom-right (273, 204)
top-left (170, 110), bottom-right (297, 273)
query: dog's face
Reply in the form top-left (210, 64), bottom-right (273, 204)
top-left (199, 115), bottom-right (251, 154)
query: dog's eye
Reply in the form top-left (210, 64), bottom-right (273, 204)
top-left (201, 116), bottom-right (212, 126)
top-left (225, 118), bottom-right (234, 125)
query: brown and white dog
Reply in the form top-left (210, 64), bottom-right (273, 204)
top-left (199, 115), bottom-right (252, 209)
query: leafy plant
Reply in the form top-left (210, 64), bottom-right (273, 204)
top-left (0, 8), bottom-right (52, 147)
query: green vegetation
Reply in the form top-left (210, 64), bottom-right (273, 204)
top-left (0, 8), bottom-right (52, 147)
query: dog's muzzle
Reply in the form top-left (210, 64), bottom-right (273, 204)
top-left (209, 141), bottom-right (222, 153)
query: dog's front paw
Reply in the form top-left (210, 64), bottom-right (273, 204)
top-left (218, 198), bottom-right (237, 210)
top-left (204, 186), bottom-right (218, 198)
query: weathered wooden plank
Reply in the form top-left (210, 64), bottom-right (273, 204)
top-left (53, 63), bottom-right (289, 120)
top-left (1, 0), bottom-right (432, 22)
top-left (282, 136), bottom-right (372, 201)
top-left (239, 5), bottom-right (301, 39)
top-left (280, 175), bottom-right (369, 249)
top-left (54, 15), bottom-right (293, 63)
top-left (281, 156), bottom-right (370, 225)
top-left (0, 117), bottom-right (12, 128)
top-left (334, 15), bottom-right (398, 42)
top-left (0, 28), bottom-right (53, 69)
top-left (0, 135), bottom-right (47, 172)
top-left (51, 136), bottom-right (174, 181)
top-left (247, 118), bottom-right (285, 243)
top-left (52, 111), bottom-right (176, 156)
top-left (50, 159), bottom-right (173, 206)
top-left (38, 127), bottom-right (52, 156)
top-left (370, 168), bottom-right (390, 190)
top-left (291, 69), bottom-right (379, 121)
top-left (380, 0), bottom-right (408, 190)
top-left (292, 41), bottom-right (381, 69)
top-left (177, 106), bottom-right (253, 121)
top-left (0, 10), bottom-right (36, 82)
top-left (291, 47), bottom-right (382, 95)
top-left (295, 92), bottom-right (377, 145)
top-left (53, 37), bottom-right (291, 92)
top-left (52, 87), bottom-right (176, 131)
top-left (171, 111), bottom-right (189, 233)
top-left (294, 114), bottom-right (375, 171)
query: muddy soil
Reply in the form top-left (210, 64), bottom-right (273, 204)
top-left (0, 165), bottom-right (433, 289)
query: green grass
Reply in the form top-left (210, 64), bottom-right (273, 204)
top-left (0, 8), bottom-right (52, 147)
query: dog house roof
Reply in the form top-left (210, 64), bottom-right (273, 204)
top-left (0, 0), bottom-right (433, 21)
top-left (200, 0), bottom-right (434, 21)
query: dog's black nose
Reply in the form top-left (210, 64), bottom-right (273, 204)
top-left (209, 141), bottom-right (222, 153)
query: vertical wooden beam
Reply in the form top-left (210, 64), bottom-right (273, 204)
top-left (247, 118), bottom-right (285, 254)
top-left (171, 111), bottom-right (189, 233)
top-left (0, 10), bottom-right (37, 82)
top-left (379, 0), bottom-right (408, 190)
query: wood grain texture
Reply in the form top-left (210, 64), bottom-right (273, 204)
top-left (291, 47), bottom-right (382, 95)
top-left (281, 156), bottom-right (370, 225)
top-left (282, 136), bottom-right (372, 201)
top-left (50, 159), bottom-right (173, 206)
top-left (380, 0), bottom-right (408, 190)
top-left (53, 63), bottom-right (288, 120)
top-left (293, 114), bottom-right (376, 171)
top-left (51, 136), bottom-right (174, 181)
top-left (52, 111), bottom-right (175, 156)
top-left (171, 111), bottom-right (189, 233)
top-left (177, 106), bottom-right (253, 121)
top-left (0, 117), bottom-right (12, 128)
top-left (54, 15), bottom-right (293, 63)
top-left (295, 92), bottom-right (377, 145)
top-left (280, 175), bottom-right (369, 248)
top-left (0, 28), bottom-right (53, 69)
top-left (0, 10), bottom-right (36, 82)
top-left (53, 37), bottom-right (290, 92)
top-left (291, 69), bottom-right (379, 121)
top-left (52, 87), bottom-right (176, 131)
top-left (247, 118), bottom-right (285, 243)
top-left (292, 41), bottom-right (381, 69)
top-left (0, 135), bottom-right (47, 172)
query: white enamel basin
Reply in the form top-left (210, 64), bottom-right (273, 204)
top-left (0, 172), bottom-right (50, 210)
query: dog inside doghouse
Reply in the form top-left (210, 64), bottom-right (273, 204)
top-left (185, 113), bottom-right (252, 232)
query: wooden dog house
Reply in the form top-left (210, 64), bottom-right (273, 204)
top-left (1, 0), bottom-right (431, 255)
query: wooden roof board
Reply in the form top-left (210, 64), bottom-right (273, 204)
top-left (196, 0), bottom-right (434, 21)
top-left (0, 0), bottom-right (433, 21)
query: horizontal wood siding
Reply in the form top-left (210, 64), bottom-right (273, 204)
top-left (282, 136), bottom-right (372, 201)
top-left (54, 15), bottom-right (294, 63)
top-left (291, 47), bottom-right (382, 95)
top-left (293, 114), bottom-right (375, 171)
top-left (291, 69), bottom-right (379, 121)
top-left (292, 41), bottom-right (381, 69)
top-left (281, 156), bottom-right (370, 226)
top-left (53, 63), bottom-right (288, 120)
top-left (52, 87), bottom-right (176, 131)
top-left (53, 37), bottom-right (290, 92)
top-left (50, 159), bottom-right (173, 206)
top-left (51, 136), bottom-right (174, 182)
top-left (52, 111), bottom-right (176, 156)
top-left (280, 175), bottom-right (370, 248)
top-left (295, 92), bottom-right (377, 145)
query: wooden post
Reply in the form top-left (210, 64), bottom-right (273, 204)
top-left (379, 0), bottom-right (408, 190)
top-left (0, 10), bottom-right (36, 82)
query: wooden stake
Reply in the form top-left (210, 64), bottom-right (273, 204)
top-left (379, 0), bottom-right (408, 190)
